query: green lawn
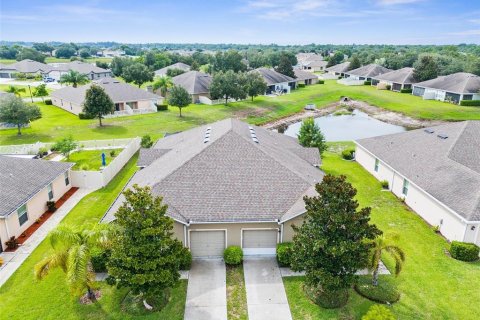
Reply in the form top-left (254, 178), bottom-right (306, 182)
top-left (284, 145), bottom-right (480, 320)
top-left (65, 149), bottom-right (120, 170)
top-left (0, 84), bottom-right (41, 98)
top-left (226, 265), bottom-right (248, 320)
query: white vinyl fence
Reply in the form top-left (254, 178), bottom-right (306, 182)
top-left (198, 96), bottom-right (241, 105)
top-left (0, 138), bottom-right (135, 155)
top-left (337, 79), bottom-right (365, 86)
top-left (70, 137), bottom-right (140, 190)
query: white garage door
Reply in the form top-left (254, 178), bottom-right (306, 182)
top-left (242, 229), bottom-right (278, 255)
top-left (189, 230), bottom-right (226, 258)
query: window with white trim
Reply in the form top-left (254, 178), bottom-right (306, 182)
top-left (374, 158), bottom-right (379, 172)
top-left (47, 183), bottom-right (54, 200)
top-left (18, 204), bottom-right (29, 226)
top-left (402, 179), bottom-right (409, 196)
top-left (64, 171), bottom-right (70, 186)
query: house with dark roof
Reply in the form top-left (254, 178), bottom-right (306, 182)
top-left (47, 61), bottom-right (112, 81)
top-left (252, 68), bottom-right (297, 95)
top-left (412, 72), bottom-right (480, 104)
top-left (325, 61), bottom-right (351, 77)
top-left (171, 71), bottom-right (212, 103)
top-left (355, 121), bottom-right (480, 246)
top-left (102, 118), bottom-right (324, 257)
top-left (344, 64), bottom-right (392, 81)
top-left (371, 67), bottom-right (417, 91)
top-left (294, 68), bottom-right (319, 85)
top-left (0, 156), bottom-right (73, 252)
top-left (154, 62), bottom-right (191, 77)
top-left (50, 78), bottom-right (162, 116)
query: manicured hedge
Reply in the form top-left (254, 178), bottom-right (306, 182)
top-left (297, 83), bottom-right (306, 88)
top-left (179, 247), bottom-right (192, 270)
top-left (400, 88), bottom-right (412, 94)
top-left (354, 276), bottom-right (400, 304)
top-left (364, 81), bottom-right (372, 85)
top-left (78, 113), bottom-right (95, 120)
top-left (276, 242), bottom-right (293, 267)
top-left (449, 241), bottom-right (480, 261)
top-left (459, 100), bottom-right (480, 107)
top-left (224, 246), bottom-right (243, 265)
top-left (156, 104), bottom-right (169, 111)
top-left (342, 148), bottom-right (355, 160)
top-left (44, 99), bottom-right (52, 105)
top-left (318, 80), bottom-right (324, 84)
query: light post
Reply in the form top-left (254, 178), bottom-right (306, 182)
top-left (27, 85), bottom-right (33, 103)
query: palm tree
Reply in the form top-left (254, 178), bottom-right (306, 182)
top-left (369, 234), bottom-right (405, 286)
top-left (5, 85), bottom-right (26, 97)
top-left (152, 76), bottom-right (173, 97)
top-left (34, 225), bottom-right (112, 302)
top-left (59, 70), bottom-right (89, 88)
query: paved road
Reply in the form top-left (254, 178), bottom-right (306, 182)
top-left (244, 257), bottom-right (292, 320)
top-left (184, 259), bottom-right (227, 320)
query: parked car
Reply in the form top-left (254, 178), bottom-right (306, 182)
top-left (43, 77), bottom-right (55, 83)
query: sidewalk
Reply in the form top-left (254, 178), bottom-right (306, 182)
top-left (0, 188), bottom-right (92, 287)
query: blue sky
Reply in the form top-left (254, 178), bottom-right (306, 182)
top-left (1, 0), bottom-right (479, 44)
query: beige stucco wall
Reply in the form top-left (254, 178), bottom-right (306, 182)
top-left (355, 145), bottom-right (472, 244)
top-left (0, 172), bottom-right (71, 251)
top-left (191, 93), bottom-right (210, 104)
top-left (282, 215), bottom-right (304, 242)
top-left (51, 96), bottom-right (83, 115)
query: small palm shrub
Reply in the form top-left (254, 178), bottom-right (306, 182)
top-left (141, 135), bottom-right (154, 148)
top-left (449, 241), bottom-right (480, 262)
top-left (362, 305), bottom-right (395, 320)
top-left (277, 242), bottom-right (293, 267)
top-left (224, 246), bottom-right (243, 265)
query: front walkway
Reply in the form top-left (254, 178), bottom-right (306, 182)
top-left (244, 257), bottom-right (292, 320)
top-left (184, 259), bottom-right (227, 320)
top-left (0, 188), bottom-right (92, 287)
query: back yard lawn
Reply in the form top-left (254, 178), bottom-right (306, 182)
top-left (65, 149), bottom-right (121, 170)
top-left (284, 145), bottom-right (480, 320)
top-left (0, 154), bottom-right (186, 319)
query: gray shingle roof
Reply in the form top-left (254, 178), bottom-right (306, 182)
top-left (252, 68), bottom-right (296, 86)
top-left (0, 156), bottom-right (73, 217)
top-left (12, 59), bottom-right (52, 73)
top-left (137, 148), bottom-right (171, 167)
top-left (325, 61), bottom-right (350, 73)
top-left (49, 61), bottom-right (110, 74)
top-left (154, 62), bottom-right (191, 77)
top-left (346, 64), bottom-right (392, 78)
top-left (102, 118), bottom-right (323, 224)
top-left (172, 71), bottom-right (212, 95)
top-left (50, 78), bottom-right (161, 105)
top-left (373, 67), bottom-right (417, 84)
top-left (413, 72), bottom-right (480, 94)
top-left (294, 69), bottom-right (318, 81)
top-left (356, 121), bottom-right (480, 221)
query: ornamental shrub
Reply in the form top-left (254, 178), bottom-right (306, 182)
top-left (297, 83), bottom-right (306, 88)
top-left (318, 80), bottom-right (325, 84)
top-left (277, 242), bottom-right (293, 267)
top-left (91, 247), bottom-right (111, 273)
top-left (156, 104), bottom-right (169, 111)
top-left (342, 148), bottom-right (355, 160)
top-left (362, 305), bottom-right (395, 320)
top-left (449, 241), bottom-right (480, 261)
top-left (400, 88), bottom-right (412, 94)
top-left (224, 246), bottom-right (243, 265)
top-left (179, 247), bottom-right (192, 270)
top-left (141, 135), bottom-right (154, 148)
top-left (459, 100), bottom-right (480, 107)
top-left (44, 99), bottom-right (52, 105)
top-left (364, 81), bottom-right (372, 85)
top-left (78, 112), bottom-right (95, 120)
top-left (380, 180), bottom-right (389, 189)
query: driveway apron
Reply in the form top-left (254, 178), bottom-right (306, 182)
top-left (244, 257), bottom-right (293, 320)
top-left (184, 259), bottom-right (227, 320)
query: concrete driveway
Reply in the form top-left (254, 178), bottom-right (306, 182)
top-left (184, 259), bottom-right (227, 320)
top-left (244, 257), bottom-right (292, 320)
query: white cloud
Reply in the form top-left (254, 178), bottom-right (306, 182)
top-left (469, 19), bottom-right (480, 24)
top-left (449, 29), bottom-right (480, 36)
top-left (242, 0), bottom-right (333, 20)
top-left (376, 0), bottom-right (425, 5)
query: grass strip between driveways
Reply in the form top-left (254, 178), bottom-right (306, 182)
top-left (226, 264), bottom-right (248, 320)
top-left (283, 144), bottom-right (480, 320)
top-left (0, 153), bottom-right (185, 320)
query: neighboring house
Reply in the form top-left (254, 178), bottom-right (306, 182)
top-left (0, 59), bottom-right (52, 78)
top-left (355, 121), bottom-right (480, 246)
top-left (412, 72), bottom-right (480, 105)
top-left (47, 61), bottom-right (112, 81)
top-left (50, 78), bottom-right (162, 116)
top-left (0, 156), bottom-right (73, 252)
top-left (294, 68), bottom-right (319, 85)
top-left (171, 71), bottom-right (212, 103)
top-left (371, 67), bottom-right (417, 91)
top-left (296, 53), bottom-right (327, 72)
top-left (154, 62), bottom-right (191, 77)
top-left (98, 49), bottom-right (125, 57)
top-left (102, 118), bottom-right (324, 257)
top-left (344, 64), bottom-right (392, 81)
top-left (325, 61), bottom-right (351, 77)
top-left (252, 68), bottom-right (297, 95)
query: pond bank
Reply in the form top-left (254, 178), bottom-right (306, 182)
top-left (262, 99), bottom-right (446, 130)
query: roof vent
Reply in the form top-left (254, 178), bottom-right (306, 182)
top-left (437, 134), bottom-right (448, 139)
top-left (248, 126), bottom-right (259, 143)
top-left (203, 127), bottom-right (211, 143)
top-left (424, 128), bottom-right (434, 134)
